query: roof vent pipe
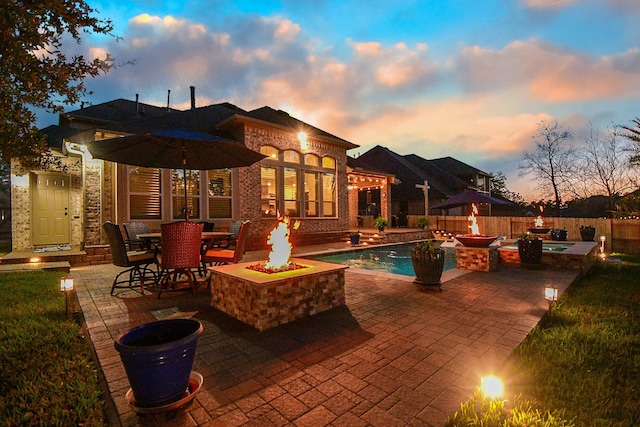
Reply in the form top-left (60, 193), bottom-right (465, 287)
top-left (135, 93), bottom-right (140, 117)
top-left (190, 86), bottom-right (196, 110)
top-left (167, 89), bottom-right (171, 112)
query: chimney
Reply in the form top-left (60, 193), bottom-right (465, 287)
top-left (167, 89), bottom-right (171, 112)
top-left (190, 86), bottom-right (196, 110)
top-left (135, 93), bottom-right (140, 117)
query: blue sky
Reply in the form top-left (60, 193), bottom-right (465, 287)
top-left (39, 0), bottom-right (640, 199)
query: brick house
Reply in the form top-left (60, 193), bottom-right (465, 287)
top-left (10, 94), bottom-right (360, 252)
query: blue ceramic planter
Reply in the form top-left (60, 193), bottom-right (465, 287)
top-left (114, 318), bottom-right (203, 408)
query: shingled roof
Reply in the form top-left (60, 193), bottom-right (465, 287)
top-left (63, 98), bottom-right (178, 125)
top-left (62, 100), bottom-right (357, 150)
top-left (352, 146), bottom-right (483, 202)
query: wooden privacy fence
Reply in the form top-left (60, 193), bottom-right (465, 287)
top-left (429, 215), bottom-right (640, 255)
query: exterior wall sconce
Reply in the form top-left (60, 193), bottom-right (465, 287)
top-left (544, 284), bottom-right (558, 310)
top-left (297, 131), bottom-right (308, 151)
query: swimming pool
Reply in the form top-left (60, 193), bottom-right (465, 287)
top-left (307, 243), bottom-right (457, 277)
top-left (502, 242), bottom-right (573, 252)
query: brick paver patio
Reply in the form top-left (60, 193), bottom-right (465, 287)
top-left (74, 258), bottom-right (579, 426)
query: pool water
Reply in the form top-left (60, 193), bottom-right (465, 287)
top-left (308, 243), bottom-right (457, 277)
top-left (503, 242), bottom-right (573, 252)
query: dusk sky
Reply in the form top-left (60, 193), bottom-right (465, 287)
top-left (37, 0), bottom-right (640, 200)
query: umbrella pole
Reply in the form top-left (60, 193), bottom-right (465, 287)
top-left (182, 145), bottom-right (189, 221)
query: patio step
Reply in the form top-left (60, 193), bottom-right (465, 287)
top-left (0, 261), bottom-right (71, 273)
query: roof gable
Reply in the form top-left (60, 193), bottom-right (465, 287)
top-left (239, 106), bottom-right (358, 150)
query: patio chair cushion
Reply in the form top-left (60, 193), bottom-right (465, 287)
top-left (203, 220), bottom-right (250, 265)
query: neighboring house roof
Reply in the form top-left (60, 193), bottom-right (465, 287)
top-left (353, 146), bottom-right (481, 202)
top-left (429, 156), bottom-right (489, 178)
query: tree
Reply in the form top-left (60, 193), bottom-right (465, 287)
top-left (0, 0), bottom-right (114, 169)
top-left (490, 171), bottom-right (524, 204)
top-left (575, 122), bottom-right (639, 214)
top-left (519, 119), bottom-right (576, 216)
top-left (619, 117), bottom-right (640, 165)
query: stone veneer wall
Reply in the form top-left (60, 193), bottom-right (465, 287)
top-left (210, 267), bottom-right (346, 331)
top-left (240, 125), bottom-right (350, 249)
top-left (498, 245), bottom-right (599, 273)
top-left (456, 247), bottom-right (499, 272)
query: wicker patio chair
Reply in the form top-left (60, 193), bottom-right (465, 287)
top-left (156, 221), bottom-right (204, 298)
top-left (202, 220), bottom-right (250, 266)
top-left (103, 221), bottom-right (157, 295)
top-left (123, 221), bottom-right (151, 250)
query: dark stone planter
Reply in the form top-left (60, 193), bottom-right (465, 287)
top-left (115, 318), bottom-right (203, 408)
top-left (349, 234), bottom-right (360, 245)
top-left (377, 227), bottom-right (385, 232)
top-left (550, 229), bottom-right (568, 241)
top-left (580, 228), bottom-right (596, 241)
top-left (517, 238), bottom-right (544, 269)
top-left (411, 248), bottom-right (445, 290)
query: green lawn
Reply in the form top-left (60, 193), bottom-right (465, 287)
top-left (0, 271), bottom-right (105, 426)
top-left (448, 254), bottom-right (640, 426)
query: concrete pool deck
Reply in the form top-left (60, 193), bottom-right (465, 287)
top-left (73, 244), bottom-right (581, 426)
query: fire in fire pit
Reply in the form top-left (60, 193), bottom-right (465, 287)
top-left (455, 203), bottom-right (498, 248)
top-left (247, 215), bottom-right (309, 274)
top-left (528, 207), bottom-right (550, 234)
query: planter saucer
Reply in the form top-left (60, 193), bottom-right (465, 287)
top-left (125, 371), bottom-right (203, 415)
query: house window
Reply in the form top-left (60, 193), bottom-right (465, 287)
top-left (304, 171), bottom-right (319, 217)
top-left (284, 167), bottom-right (300, 216)
top-left (305, 154), bottom-right (319, 166)
top-left (261, 166), bottom-right (278, 217)
top-left (129, 167), bottom-right (161, 220)
top-left (172, 169), bottom-right (200, 219)
top-left (208, 169), bottom-right (232, 219)
top-left (322, 172), bottom-right (336, 217)
top-left (260, 146), bottom-right (337, 218)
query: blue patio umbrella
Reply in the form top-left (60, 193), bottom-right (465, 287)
top-left (86, 129), bottom-right (266, 218)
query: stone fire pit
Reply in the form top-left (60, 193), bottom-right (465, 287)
top-left (209, 258), bottom-right (347, 331)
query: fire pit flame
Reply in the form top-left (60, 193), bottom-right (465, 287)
top-left (456, 203), bottom-right (498, 247)
top-left (264, 215), bottom-right (300, 271)
top-left (468, 204), bottom-right (480, 235)
top-left (534, 216), bottom-right (544, 227)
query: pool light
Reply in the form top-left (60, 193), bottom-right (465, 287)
top-left (480, 375), bottom-right (504, 399)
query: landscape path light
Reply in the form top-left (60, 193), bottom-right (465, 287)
top-left (600, 235), bottom-right (606, 259)
top-left (60, 273), bottom-right (74, 318)
top-left (480, 375), bottom-right (504, 399)
top-left (544, 283), bottom-right (558, 311)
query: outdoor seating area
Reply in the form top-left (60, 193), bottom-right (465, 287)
top-left (72, 248), bottom-right (581, 425)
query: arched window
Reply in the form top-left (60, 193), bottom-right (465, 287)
top-left (259, 145), bottom-right (336, 218)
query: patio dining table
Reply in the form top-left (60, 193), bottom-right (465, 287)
top-left (137, 231), bottom-right (233, 243)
